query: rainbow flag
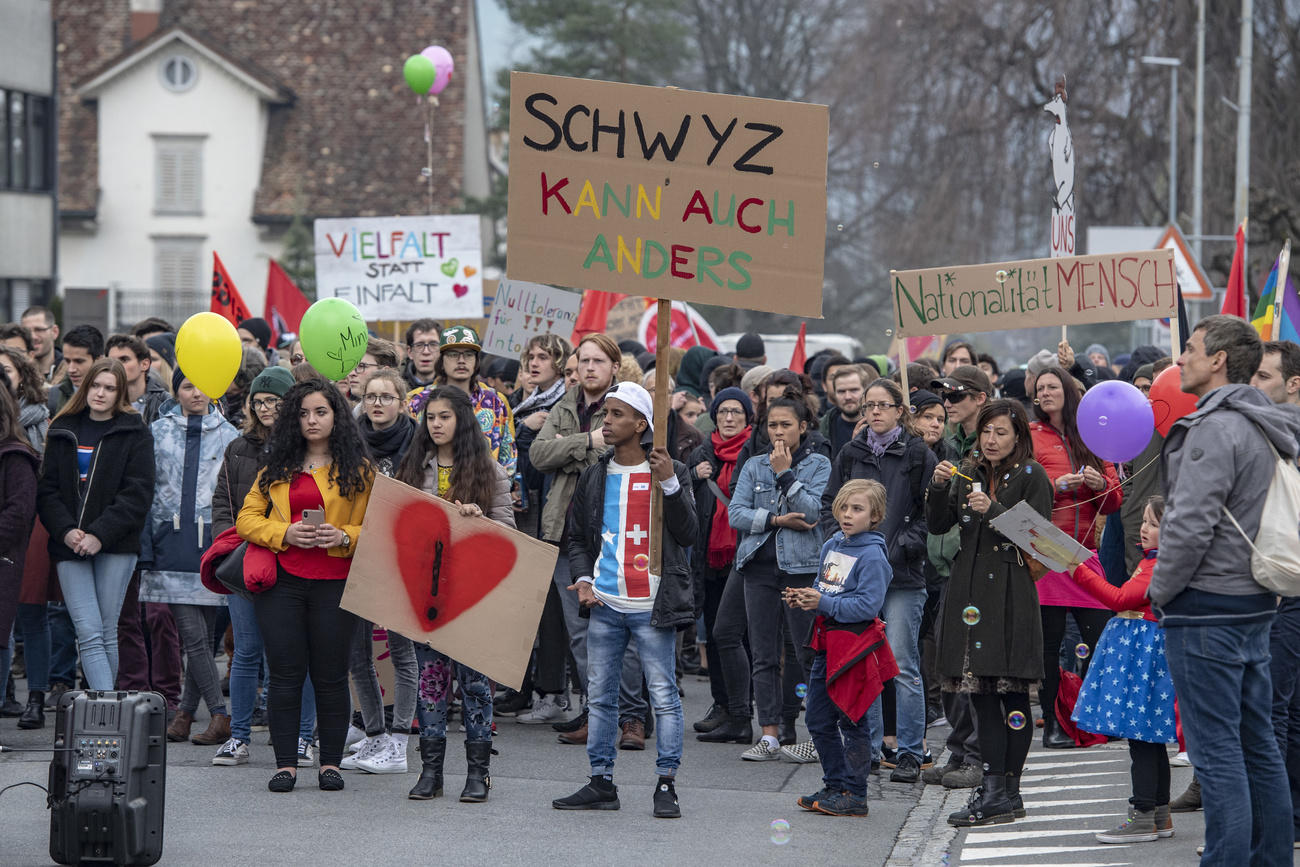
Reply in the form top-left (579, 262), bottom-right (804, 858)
top-left (1252, 253), bottom-right (1300, 342)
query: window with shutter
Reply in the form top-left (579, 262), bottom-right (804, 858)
top-left (153, 237), bottom-right (204, 306)
top-left (154, 135), bottom-right (203, 214)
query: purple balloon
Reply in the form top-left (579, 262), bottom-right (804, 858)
top-left (420, 45), bottom-right (455, 95)
top-left (1076, 380), bottom-right (1155, 463)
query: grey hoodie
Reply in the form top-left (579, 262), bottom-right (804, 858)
top-left (1148, 383), bottom-right (1300, 608)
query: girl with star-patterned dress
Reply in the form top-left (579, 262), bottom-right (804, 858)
top-left (1068, 495), bottom-right (1176, 845)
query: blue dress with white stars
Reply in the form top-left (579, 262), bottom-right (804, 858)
top-left (1070, 553), bottom-right (1177, 742)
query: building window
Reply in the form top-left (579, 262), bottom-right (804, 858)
top-left (160, 55), bottom-right (197, 92)
top-left (0, 90), bottom-right (52, 193)
top-left (153, 237), bottom-right (204, 303)
top-left (154, 135), bottom-right (203, 215)
top-left (0, 278), bottom-right (52, 322)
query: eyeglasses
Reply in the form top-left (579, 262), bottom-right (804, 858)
top-left (410, 341), bottom-right (438, 353)
top-left (251, 397), bottom-right (282, 411)
top-left (352, 361), bottom-right (376, 373)
top-left (864, 401), bottom-right (899, 411)
top-left (716, 407), bottom-right (747, 418)
top-left (290, 354), bottom-right (305, 365)
top-left (363, 394), bottom-right (398, 406)
top-left (443, 349), bottom-right (476, 361)
top-left (943, 391), bottom-right (972, 403)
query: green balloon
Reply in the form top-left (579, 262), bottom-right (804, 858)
top-left (403, 54), bottom-right (435, 95)
top-left (299, 298), bottom-right (369, 381)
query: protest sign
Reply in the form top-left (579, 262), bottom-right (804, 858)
top-left (890, 248), bottom-right (1176, 336)
top-left (313, 215), bottom-right (483, 321)
top-left (341, 474), bottom-right (556, 691)
top-left (482, 278), bottom-right (582, 357)
top-left (988, 501), bottom-right (1092, 573)
top-left (506, 71), bottom-right (829, 318)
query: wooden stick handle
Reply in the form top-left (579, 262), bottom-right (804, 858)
top-left (649, 300), bottom-right (670, 577)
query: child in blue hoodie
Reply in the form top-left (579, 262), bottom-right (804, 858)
top-left (785, 479), bottom-right (893, 818)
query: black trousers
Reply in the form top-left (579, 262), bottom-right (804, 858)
top-left (254, 571), bottom-right (356, 769)
top-left (1039, 606), bottom-right (1112, 724)
top-left (698, 564), bottom-right (731, 709)
top-left (971, 691), bottom-right (1032, 776)
top-left (1128, 738), bottom-right (1171, 812)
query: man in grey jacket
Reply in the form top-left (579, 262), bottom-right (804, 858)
top-left (1148, 315), bottom-right (1299, 865)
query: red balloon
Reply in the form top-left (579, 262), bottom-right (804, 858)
top-left (1148, 364), bottom-right (1199, 437)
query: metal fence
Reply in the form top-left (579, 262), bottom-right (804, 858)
top-left (111, 287), bottom-right (206, 332)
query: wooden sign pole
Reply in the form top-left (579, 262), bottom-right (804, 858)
top-left (649, 299), bottom-right (670, 576)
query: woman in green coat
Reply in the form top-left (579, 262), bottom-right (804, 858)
top-left (926, 399), bottom-right (1052, 828)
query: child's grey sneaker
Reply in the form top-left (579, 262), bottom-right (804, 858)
top-left (1095, 807), bottom-right (1159, 844)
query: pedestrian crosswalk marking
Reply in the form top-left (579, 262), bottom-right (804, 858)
top-left (1003, 782), bottom-right (1114, 795)
top-left (964, 827), bottom-right (1117, 844)
top-left (1021, 770), bottom-right (1120, 782)
top-left (1018, 759), bottom-right (1128, 771)
top-left (965, 812), bottom-right (1116, 829)
top-left (960, 844), bottom-right (1132, 860)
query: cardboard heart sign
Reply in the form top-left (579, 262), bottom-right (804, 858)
top-left (453, 283), bottom-right (469, 297)
top-left (392, 499), bottom-right (517, 631)
top-left (463, 265), bottom-right (478, 277)
top-left (440, 258), bottom-right (461, 277)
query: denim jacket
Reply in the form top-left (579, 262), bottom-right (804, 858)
top-left (729, 439), bottom-right (830, 573)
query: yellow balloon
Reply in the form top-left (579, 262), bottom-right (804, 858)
top-left (175, 312), bottom-right (242, 399)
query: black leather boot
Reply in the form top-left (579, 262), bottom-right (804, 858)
top-left (696, 715), bottom-right (753, 743)
top-left (17, 691), bottom-right (45, 730)
top-left (1005, 771), bottom-right (1026, 817)
top-left (408, 736), bottom-right (445, 799)
top-left (1042, 716), bottom-right (1076, 749)
top-left (459, 741), bottom-right (491, 802)
top-left (693, 703), bottom-right (728, 733)
top-left (948, 773), bottom-right (1015, 826)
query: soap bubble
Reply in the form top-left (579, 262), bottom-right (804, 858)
top-left (1098, 415), bottom-right (1108, 427)
top-left (995, 269), bottom-right (1009, 284)
top-left (885, 328), bottom-right (894, 337)
top-left (770, 819), bottom-right (791, 845)
top-left (1075, 643), bottom-right (1090, 659)
top-left (961, 515), bottom-right (971, 523)
top-left (836, 224), bottom-right (844, 231)
top-left (873, 161), bottom-right (880, 168)
top-left (1007, 711), bottom-right (1027, 730)
top-left (974, 641), bottom-right (982, 649)
top-left (961, 605), bottom-right (981, 626)
top-left (633, 553), bottom-right (650, 572)
top-left (795, 683), bottom-right (807, 698)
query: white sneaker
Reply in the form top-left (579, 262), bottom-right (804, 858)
top-left (344, 724), bottom-right (367, 752)
top-left (356, 733), bottom-right (408, 774)
top-left (1170, 750), bottom-right (1191, 767)
top-left (515, 693), bottom-right (567, 725)
top-left (340, 734), bottom-right (387, 770)
top-left (211, 737), bottom-right (249, 766)
top-left (741, 739), bottom-right (782, 761)
top-left (780, 741), bottom-right (819, 764)
top-left (296, 737), bottom-right (315, 768)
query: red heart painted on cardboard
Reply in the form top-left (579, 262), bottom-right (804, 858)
top-left (392, 500), bottom-right (517, 631)
top-left (453, 283), bottom-right (469, 298)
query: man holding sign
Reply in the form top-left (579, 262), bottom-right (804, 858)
top-left (553, 383), bottom-right (697, 818)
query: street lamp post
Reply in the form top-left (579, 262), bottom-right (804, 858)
top-left (1142, 55), bottom-right (1181, 227)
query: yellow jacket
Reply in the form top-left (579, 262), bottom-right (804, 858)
top-left (236, 465), bottom-right (371, 559)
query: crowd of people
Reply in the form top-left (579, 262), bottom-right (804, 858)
top-left (0, 306), bottom-right (1297, 862)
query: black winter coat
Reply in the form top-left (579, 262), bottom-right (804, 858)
top-left (0, 442), bottom-right (39, 648)
top-left (819, 429), bottom-right (937, 591)
top-left (37, 410), bottom-right (155, 563)
top-left (566, 450), bottom-right (698, 630)
top-left (211, 434), bottom-right (266, 538)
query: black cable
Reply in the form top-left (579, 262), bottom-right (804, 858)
top-left (0, 780), bottom-right (51, 800)
top-left (0, 746), bottom-right (84, 753)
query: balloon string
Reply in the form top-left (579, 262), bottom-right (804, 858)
top-left (1047, 450), bottom-right (1161, 516)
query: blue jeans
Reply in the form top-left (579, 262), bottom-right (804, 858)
top-left (882, 586), bottom-right (927, 760)
top-left (227, 593), bottom-right (314, 742)
top-left (1165, 619), bottom-right (1294, 865)
top-left (806, 653), bottom-right (877, 796)
top-left (47, 602), bottom-right (78, 687)
top-left (586, 606), bottom-right (682, 778)
top-left (413, 643), bottom-right (492, 742)
top-left (56, 553), bottom-right (137, 690)
top-left (1270, 599), bottom-right (1300, 841)
top-left (16, 603), bottom-right (50, 692)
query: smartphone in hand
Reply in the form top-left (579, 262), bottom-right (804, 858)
top-left (301, 508), bottom-right (325, 526)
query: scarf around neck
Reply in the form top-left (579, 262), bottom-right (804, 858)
top-left (514, 376), bottom-right (566, 417)
top-left (707, 426), bottom-right (751, 567)
top-left (866, 425), bottom-right (903, 456)
top-left (362, 413), bottom-right (416, 474)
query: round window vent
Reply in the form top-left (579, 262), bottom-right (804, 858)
top-left (160, 55), bottom-right (197, 92)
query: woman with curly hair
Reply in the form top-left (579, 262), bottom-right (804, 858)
top-left (237, 378), bottom-right (374, 793)
top-left (396, 386), bottom-right (514, 804)
top-left (0, 346), bottom-right (49, 451)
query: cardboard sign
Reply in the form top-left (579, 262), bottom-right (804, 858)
top-left (482, 278), bottom-right (582, 357)
top-left (506, 71), bottom-right (829, 318)
top-left (891, 248), bottom-right (1176, 336)
top-left (340, 474), bottom-right (556, 691)
top-left (988, 501), bottom-right (1092, 573)
top-left (313, 215), bottom-right (484, 321)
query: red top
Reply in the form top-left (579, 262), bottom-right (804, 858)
top-left (1069, 553), bottom-right (1157, 621)
top-left (1029, 420), bottom-right (1123, 546)
top-left (277, 473), bottom-right (350, 581)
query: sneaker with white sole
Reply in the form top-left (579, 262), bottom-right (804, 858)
top-left (341, 734), bottom-right (387, 770)
top-left (344, 724), bottom-right (367, 752)
top-left (515, 693), bottom-right (568, 725)
top-left (296, 737), bottom-right (315, 768)
top-left (212, 737), bottom-right (250, 766)
top-left (1169, 750), bottom-right (1191, 767)
top-left (741, 739), bottom-right (782, 761)
top-left (356, 733), bottom-right (409, 774)
top-left (780, 741), bottom-right (819, 763)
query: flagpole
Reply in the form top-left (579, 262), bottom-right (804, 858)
top-left (1277, 240), bottom-right (1294, 340)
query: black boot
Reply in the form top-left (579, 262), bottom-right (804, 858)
top-left (696, 715), bottom-right (753, 743)
top-left (459, 741), bottom-right (491, 802)
top-left (408, 736), bottom-right (446, 800)
top-left (1042, 715), bottom-right (1076, 749)
top-left (17, 691), bottom-right (45, 730)
top-left (693, 703), bottom-right (728, 733)
top-left (948, 774), bottom-right (1015, 827)
top-left (1005, 771), bottom-right (1026, 818)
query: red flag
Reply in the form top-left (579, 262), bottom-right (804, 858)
top-left (265, 260), bottom-right (312, 345)
top-left (571, 290), bottom-right (629, 343)
top-left (1221, 221), bottom-right (1247, 318)
top-left (789, 322), bottom-right (807, 373)
top-left (211, 252), bottom-right (251, 326)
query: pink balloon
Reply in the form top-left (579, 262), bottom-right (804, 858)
top-left (420, 45), bottom-right (455, 95)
